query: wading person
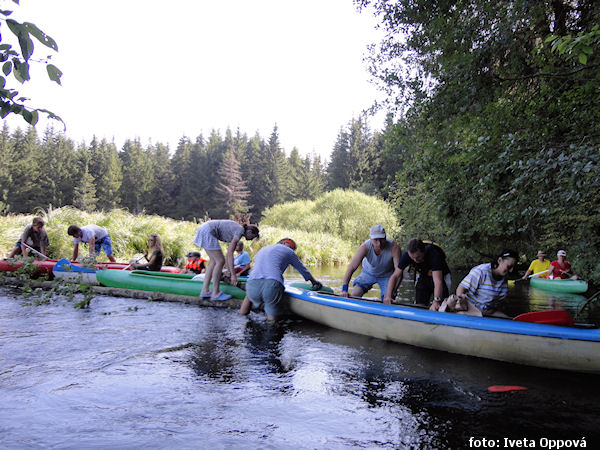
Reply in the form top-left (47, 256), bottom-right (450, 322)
top-left (7, 217), bottom-right (50, 258)
top-left (341, 225), bottom-right (401, 300)
top-left (67, 224), bottom-right (117, 262)
top-left (384, 238), bottom-right (451, 310)
top-left (193, 219), bottom-right (259, 301)
top-left (239, 238), bottom-right (322, 321)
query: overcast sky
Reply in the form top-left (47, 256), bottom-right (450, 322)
top-left (4, 0), bottom-right (385, 160)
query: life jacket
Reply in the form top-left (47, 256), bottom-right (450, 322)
top-left (186, 258), bottom-right (206, 273)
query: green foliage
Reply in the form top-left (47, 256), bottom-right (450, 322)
top-left (361, 0), bottom-right (600, 282)
top-left (0, 3), bottom-right (63, 126)
top-left (261, 189), bottom-right (400, 245)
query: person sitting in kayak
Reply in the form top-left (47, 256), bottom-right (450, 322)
top-left (549, 250), bottom-right (580, 280)
top-left (7, 217), bottom-right (50, 258)
top-left (384, 238), bottom-right (451, 310)
top-left (67, 224), bottom-right (117, 262)
top-left (341, 225), bottom-right (401, 301)
top-left (193, 219), bottom-right (259, 301)
top-left (232, 241), bottom-right (251, 275)
top-left (441, 250), bottom-right (518, 317)
top-left (182, 251), bottom-right (206, 274)
top-left (239, 238), bottom-right (322, 321)
top-left (129, 233), bottom-right (164, 271)
top-left (521, 250), bottom-right (550, 279)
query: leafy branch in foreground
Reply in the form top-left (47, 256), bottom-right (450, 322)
top-left (0, 1), bottom-right (63, 126)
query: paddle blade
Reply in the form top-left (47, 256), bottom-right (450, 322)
top-left (488, 385), bottom-right (528, 393)
top-left (513, 309), bottom-right (574, 326)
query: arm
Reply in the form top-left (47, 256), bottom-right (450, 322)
top-left (383, 267), bottom-right (404, 305)
top-left (429, 270), bottom-right (444, 311)
top-left (521, 269), bottom-right (532, 280)
top-left (456, 284), bottom-right (467, 296)
top-left (72, 242), bottom-right (79, 260)
top-left (88, 236), bottom-right (95, 256)
top-left (341, 244), bottom-right (368, 297)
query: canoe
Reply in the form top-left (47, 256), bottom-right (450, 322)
top-left (530, 277), bottom-right (588, 293)
top-left (1, 258), bottom-right (181, 278)
top-left (284, 286), bottom-right (600, 374)
top-left (96, 269), bottom-right (246, 299)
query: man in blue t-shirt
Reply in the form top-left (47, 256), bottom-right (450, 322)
top-left (383, 238), bottom-right (451, 310)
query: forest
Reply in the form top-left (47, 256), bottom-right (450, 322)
top-left (1, 0), bottom-right (599, 282)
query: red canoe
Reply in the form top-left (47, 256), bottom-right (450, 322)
top-left (0, 258), bottom-right (180, 274)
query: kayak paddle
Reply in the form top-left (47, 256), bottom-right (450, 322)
top-left (513, 309), bottom-right (574, 326)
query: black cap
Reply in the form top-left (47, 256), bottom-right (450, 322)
top-left (186, 252), bottom-right (201, 257)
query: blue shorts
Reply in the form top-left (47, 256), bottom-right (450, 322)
top-left (246, 278), bottom-right (286, 317)
top-left (94, 235), bottom-right (114, 256)
top-left (353, 271), bottom-right (392, 300)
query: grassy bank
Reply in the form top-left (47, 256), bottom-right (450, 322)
top-left (0, 205), bottom-right (358, 267)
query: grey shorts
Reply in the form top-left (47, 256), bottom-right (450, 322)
top-left (246, 279), bottom-right (285, 317)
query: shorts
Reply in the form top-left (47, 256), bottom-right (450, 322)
top-left (193, 223), bottom-right (221, 251)
top-left (94, 235), bottom-right (114, 256)
top-left (246, 278), bottom-right (286, 317)
top-left (353, 270), bottom-right (392, 300)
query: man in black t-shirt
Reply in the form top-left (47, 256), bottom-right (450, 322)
top-left (383, 238), bottom-right (451, 310)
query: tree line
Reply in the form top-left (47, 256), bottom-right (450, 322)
top-left (0, 119), bottom-right (390, 222)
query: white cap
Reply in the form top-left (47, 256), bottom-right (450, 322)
top-left (369, 225), bottom-right (386, 239)
top-left (557, 250), bottom-right (567, 257)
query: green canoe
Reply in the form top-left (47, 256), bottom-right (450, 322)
top-left (96, 269), bottom-right (246, 299)
top-left (529, 277), bottom-right (588, 294)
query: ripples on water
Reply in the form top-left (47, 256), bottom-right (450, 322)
top-left (1, 286), bottom-right (599, 449)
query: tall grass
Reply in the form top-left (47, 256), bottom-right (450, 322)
top-left (261, 189), bottom-right (400, 245)
top-left (1, 208), bottom-right (356, 267)
top-left (0, 207), bottom-right (198, 266)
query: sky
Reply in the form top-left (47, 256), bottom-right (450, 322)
top-left (4, 0), bottom-right (386, 160)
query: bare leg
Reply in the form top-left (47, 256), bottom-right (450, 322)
top-left (108, 254), bottom-right (117, 263)
top-left (239, 296), bottom-right (252, 315)
top-left (351, 286), bottom-right (366, 298)
top-left (7, 247), bottom-right (19, 258)
top-left (205, 249), bottom-right (225, 297)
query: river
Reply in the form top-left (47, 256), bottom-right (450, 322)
top-left (1, 267), bottom-right (599, 449)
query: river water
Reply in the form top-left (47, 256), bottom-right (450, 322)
top-left (1, 269), bottom-right (599, 449)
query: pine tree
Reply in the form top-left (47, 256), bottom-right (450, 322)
top-left (119, 139), bottom-right (153, 214)
top-left (327, 126), bottom-right (351, 189)
top-left (73, 166), bottom-right (97, 211)
top-left (147, 142), bottom-right (174, 216)
top-left (215, 146), bottom-right (250, 218)
top-left (38, 126), bottom-right (78, 209)
top-left (7, 126), bottom-right (42, 213)
top-left (0, 122), bottom-right (14, 213)
top-left (89, 137), bottom-right (122, 211)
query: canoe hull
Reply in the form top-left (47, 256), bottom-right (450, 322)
top-left (1, 258), bottom-right (180, 275)
top-left (286, 286), bottom-right (600, 373)
top-left (530, 277), bottom-right (588, 293)
top-left (96, 269), bottom-right (246, 299)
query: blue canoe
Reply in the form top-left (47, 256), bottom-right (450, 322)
top-left (284, 285), bottom-right (600, 374)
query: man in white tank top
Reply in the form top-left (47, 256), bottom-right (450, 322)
top-left (340, 225), bottom-right (401, 300)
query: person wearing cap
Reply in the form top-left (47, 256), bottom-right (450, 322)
top-left (521, 250), bottom-right (550, 280)
top-left (7, 217), bottom-right (50, 258)
top-left (341, 225), bottom-right (401, 301)
top-left (239, 238), bottom-right (322, 321)
top-left (549, 250), bottom-right (579, 280)
top-left (383, 238), bottom-right (451, 310)
top-left (182, 251), bottom-right (206, 274)
top-left (193, 220), bottom-right (259, 301)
